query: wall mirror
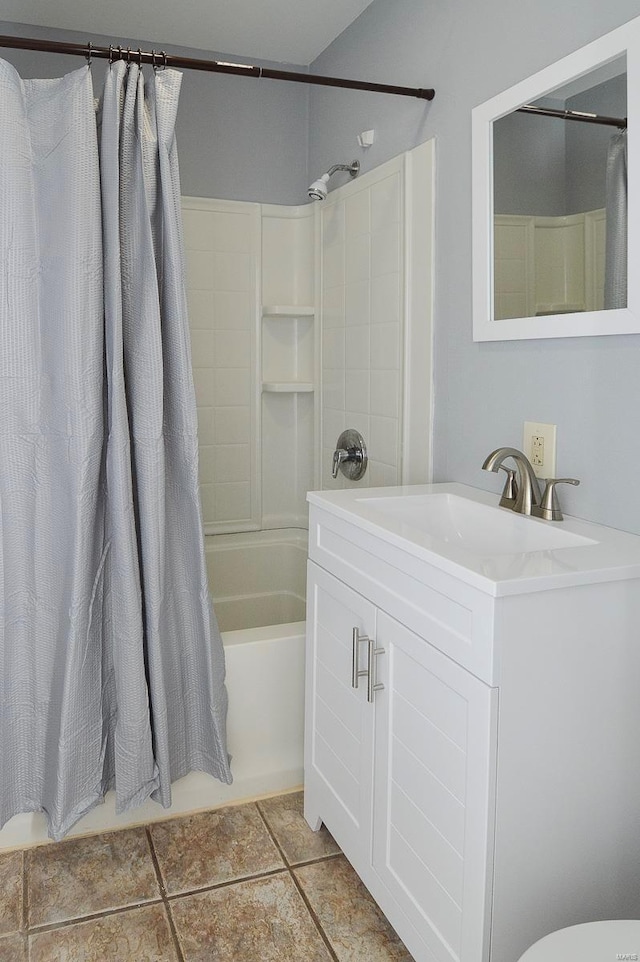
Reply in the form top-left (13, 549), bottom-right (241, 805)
top-left (472, 16), bottom-right (640, 340)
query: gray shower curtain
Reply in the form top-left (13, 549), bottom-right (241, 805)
top-left (0, 59), bottom-right (231, 841)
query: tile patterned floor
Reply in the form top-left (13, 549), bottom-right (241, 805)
top-left (0, 791), bottom-right (415, 962)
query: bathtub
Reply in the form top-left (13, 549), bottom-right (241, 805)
top-left (0, 528), bottom-right (307, 851)
top-left (207, 528), bottom-right (307, 633)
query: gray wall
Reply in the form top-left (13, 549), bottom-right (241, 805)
top-left (0, 21), bottom-right (310, 205)
top-left (310, 0), bottom-right (640, 534)
top-left (493, 101), bottom-right (567, 216)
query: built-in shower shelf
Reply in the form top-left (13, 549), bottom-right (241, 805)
top-left (262, 381), bottom-right (314, 393)
top-left (262, 306), bottom-right (315, 318)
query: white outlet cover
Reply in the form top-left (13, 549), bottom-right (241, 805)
top-left (523, 421), bottom-right (557, 479)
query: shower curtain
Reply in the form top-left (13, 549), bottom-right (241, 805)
top-left (604, 129), bottom-right (627, 310)
top-left (0, 58), bottom-right (231, 841)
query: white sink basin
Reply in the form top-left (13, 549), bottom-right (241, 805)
top-left (307, 483), bottom-right (640, 595)
top-left (356, 492), bottom-right (597, 556)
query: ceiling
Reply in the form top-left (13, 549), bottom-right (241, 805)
top-left (0, 0), bottom-right (378, 65)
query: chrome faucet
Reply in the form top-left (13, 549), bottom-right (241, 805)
top-left (483, 447), bottom-right (581, 520)
top-left (482, 447), bottom-right (543, 516)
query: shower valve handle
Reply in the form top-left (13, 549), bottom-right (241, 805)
top-left (331, 429), bottom-right (368, 481)
top-left (332, 447), bottom-right (351, 478)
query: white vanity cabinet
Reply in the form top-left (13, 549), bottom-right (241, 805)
top-left (305, 557), bottom-right (496, 962)
top-left (304, 485), bottom-right (640, 962)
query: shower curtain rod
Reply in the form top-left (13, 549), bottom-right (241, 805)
top-left (0, 34), bottom-right (435, 101)
top-left (518, 103), bottom-right (626, 129)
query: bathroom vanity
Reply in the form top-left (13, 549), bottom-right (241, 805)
top-left (303, 483), bottom-right (640, 962)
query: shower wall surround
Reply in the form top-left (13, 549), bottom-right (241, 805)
top-left (320, 156), bottom-right (404, 487)
top-left (183, 199), bottom-right (260, 532)
top-left (183, 199), bottom-right (316, 533)
top-left (261, 206), bottom-right (316, 530)
top-left (319, 144), bottom-right (434, 490)
top-left (182, 143), bottom-right (434, 534)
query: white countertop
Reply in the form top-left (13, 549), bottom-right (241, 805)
top-left (307, 482), bottom-right (640, 596)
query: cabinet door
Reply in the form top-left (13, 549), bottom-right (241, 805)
top-left (304, 562), bottom-right (375, 867)
top-left (372, 612), bottom-right (498, 962)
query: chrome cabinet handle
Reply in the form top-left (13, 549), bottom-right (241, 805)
top-left (367, 636), bottom-right (385, 703)
top-left (352, 627), bottom-right (369, 689)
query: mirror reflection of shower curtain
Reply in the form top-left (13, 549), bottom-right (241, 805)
top-left (604, 130), bottom-right (627, 310)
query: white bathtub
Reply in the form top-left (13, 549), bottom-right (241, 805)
top-left (207, 528), bottom-right (307, 633)
top-left (0, 528), bottom-right (307, 851)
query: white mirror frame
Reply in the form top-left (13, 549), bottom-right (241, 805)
top-left (473, 16), bottom-right (640, 340)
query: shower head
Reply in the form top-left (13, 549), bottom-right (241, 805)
top-left (307, 160), bottom-right (360, 201)
top-left (308, 173), bottom-right (330, 201)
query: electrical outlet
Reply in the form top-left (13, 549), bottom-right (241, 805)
top-left (523, 421), bottom-right (557, 479)
top-left (531, 434), bottom-right (544, 467)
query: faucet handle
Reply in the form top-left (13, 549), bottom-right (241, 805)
top-left (497, 465), bottom-right (518, 508)
top-left (537, 478), bottom-right (580, 522)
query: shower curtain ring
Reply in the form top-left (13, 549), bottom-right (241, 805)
top-left (126, 46), bottom-right (132, 65)
top-left (108, 44), bottom-right (114, 67)
top-left (86, 41), bottom-right (93, 67)
top-left (161, 50), bottom-right (168, 69)
top-left (137, 48), bottom-right (143, 66)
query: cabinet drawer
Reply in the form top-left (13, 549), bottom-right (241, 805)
top-left (309, 505), bottom-right (498, 684)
